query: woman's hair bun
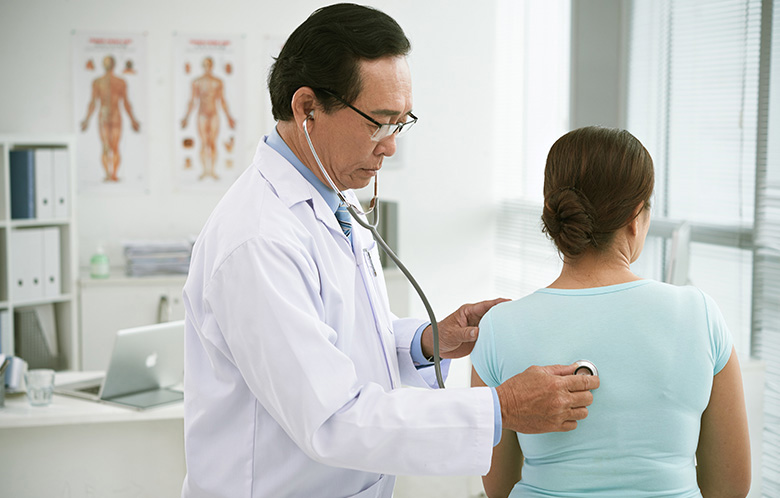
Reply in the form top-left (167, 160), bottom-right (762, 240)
top-left (542, 187), bottom-right (596, 257)
top-left (541, 126), bottom-right (654, 259)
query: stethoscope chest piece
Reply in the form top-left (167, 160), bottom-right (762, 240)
top-left (574, 359), bottom-right (598, 377)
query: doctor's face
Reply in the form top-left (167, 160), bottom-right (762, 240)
top-left (313, 56), bottom-right (413, 190)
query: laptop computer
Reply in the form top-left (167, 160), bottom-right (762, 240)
top-left (55, 320), bottom-right (185, 410)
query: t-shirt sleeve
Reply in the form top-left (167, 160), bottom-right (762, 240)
top-left (701, 290), bottom-right (734, 375)
top-left (471, 310), bottom-right (501, 387)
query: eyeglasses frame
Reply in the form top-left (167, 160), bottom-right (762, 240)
top-left (317, 88), bottom-right (418, 141)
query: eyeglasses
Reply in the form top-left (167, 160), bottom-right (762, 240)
top-left (319, 88), bottom-right (418, 142)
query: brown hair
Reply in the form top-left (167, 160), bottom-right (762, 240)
top-left (541, 126), bottom-right (654, 258)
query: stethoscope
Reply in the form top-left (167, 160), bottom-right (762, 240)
top-left (302, 114), bottom-right (600, 387)
top-left (574, 360), bottom-right (598, 377)
top-left (303, 114), bottom-right (447, 388)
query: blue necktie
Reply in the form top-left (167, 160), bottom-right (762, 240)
top-left (335, 204), bottom-right (352, 240)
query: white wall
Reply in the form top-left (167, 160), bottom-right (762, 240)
top-left (0, 0), bottom-right (498, 320)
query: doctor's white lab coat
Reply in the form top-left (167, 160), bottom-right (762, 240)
top-left (181, 138), bottom-right (494, 498)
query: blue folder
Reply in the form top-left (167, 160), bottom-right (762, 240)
top-left (10, 149), bottom-right (35, 219)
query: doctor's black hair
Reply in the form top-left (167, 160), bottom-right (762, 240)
top-left (268, 3), bottom-right (411, 122)
top-left (541, 126), bottom-right (655, 258)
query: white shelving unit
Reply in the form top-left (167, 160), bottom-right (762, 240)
top-left (0, 134), bottom-right (79, 370)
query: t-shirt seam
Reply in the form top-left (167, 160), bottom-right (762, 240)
top-left (473, 311), bottom-right (499, 388)
top-left (488, 311), bottom-right (499, 387)
top-left (534, 280), bottom-right (652, 297)
top-left (698, 287), bottom-right (731, 375)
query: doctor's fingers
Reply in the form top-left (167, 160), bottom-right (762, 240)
top-left (541, 402), bottom-right (590, 433)
top-left (462, 297), bottom-right (511, 326)
top-left (564, 370), bottom-right (600, 392)
top-left (567, 389), bottom-right (594, 409)
top-left (557, 376), bottom-right (598, 419)
top-left (451, 325), bottom-right (478, 344)
top-left (437, 326), bottom-right (479, 358)
top-left (558, 406), bottom-right (590, 432)
top-left (436, 314), bottom-right (478, 343)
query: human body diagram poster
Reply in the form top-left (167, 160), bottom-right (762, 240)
top-left (173, 34), bottom-right (245, 190)
top-left (72, 32), bottom-right (149, 193)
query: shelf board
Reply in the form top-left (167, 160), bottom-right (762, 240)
top-left (79, 271), bottom-right (188, 288)
top-left (0, 134), bottom-right (75, 148)
top-left (8, 219), bottom-right (71, 228)
top-left (9, 294), bottom-right (74, 308)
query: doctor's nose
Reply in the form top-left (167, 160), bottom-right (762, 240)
top-left (375, 133), bottom-right (398, 157)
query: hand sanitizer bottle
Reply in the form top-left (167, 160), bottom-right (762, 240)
top-left (90, 244), bottom-right (110, 279)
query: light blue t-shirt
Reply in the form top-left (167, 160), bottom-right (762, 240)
top-left (471, 279), bottom-right (733, 498)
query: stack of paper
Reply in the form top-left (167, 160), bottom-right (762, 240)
top-left (123, 239), bottom-right (194, 277)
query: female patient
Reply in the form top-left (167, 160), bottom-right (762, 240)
top-left (471, 126), bottom-right (750, 498)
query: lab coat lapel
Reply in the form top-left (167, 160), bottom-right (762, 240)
top-left (253, 139), bottom-right (350, 250)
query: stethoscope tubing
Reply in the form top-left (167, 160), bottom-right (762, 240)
top-left (349, 204), bottom-right (445, 388)
top-left (304, 116), bottom-right (446, 388)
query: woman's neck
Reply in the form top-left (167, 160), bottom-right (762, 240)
top-left (548, 247), bottom-right (641, 289)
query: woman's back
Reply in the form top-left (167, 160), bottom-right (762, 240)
top-left (472, 280), bottom-right (732, 497)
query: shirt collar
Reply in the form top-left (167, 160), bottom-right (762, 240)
top-left (265, 126), bottom-right (340, 213)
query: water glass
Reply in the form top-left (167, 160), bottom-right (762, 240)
top-left (25, 369), bottom-right (55, 407)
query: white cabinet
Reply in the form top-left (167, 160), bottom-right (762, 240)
top-left (79, 274), bottom-right (186, 371)
top-left (0, 135), bottom-right (78, 370)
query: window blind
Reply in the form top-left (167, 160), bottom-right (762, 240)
top-left (626, 0), bottom-right (760, 356)
top-left (752, 0), bottom-right (779, 494)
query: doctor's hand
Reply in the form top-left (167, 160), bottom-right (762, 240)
top-left (495, 364), bottom-right (599, 434)
top-left (421, 297), bottom-right (509, 360)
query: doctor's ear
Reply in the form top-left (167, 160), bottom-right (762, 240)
top-left (290, 87), bottom-right (319, 127)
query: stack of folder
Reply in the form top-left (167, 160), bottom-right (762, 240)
top-left (10, 227), bottom-right (61, 301)
top-left (123, 239), bottom-right (194, 277)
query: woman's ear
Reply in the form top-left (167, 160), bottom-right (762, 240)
top-left (627, 202), bottom-right (645, 237)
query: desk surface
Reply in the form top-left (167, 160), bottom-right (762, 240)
top-left (0, 371), bottom-right (183, 429)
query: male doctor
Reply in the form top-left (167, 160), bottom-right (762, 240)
top-left (181, 4), bottom-right (598, 497)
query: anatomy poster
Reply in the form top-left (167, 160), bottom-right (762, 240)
top-left (72, 32), bottom-right (149, 193)
top-left (174, 33), bottom-right (245, 190)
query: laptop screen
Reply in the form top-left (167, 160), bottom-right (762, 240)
top-left (99, 320), bottom-right (184, 399)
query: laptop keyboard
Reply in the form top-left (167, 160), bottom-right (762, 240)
top-left (108, 388), bottom-right (183, 409)
top-left (77, 385), bottom-right (101, 395)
